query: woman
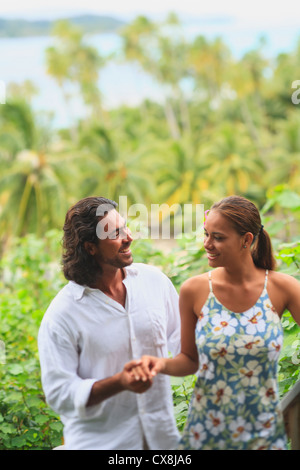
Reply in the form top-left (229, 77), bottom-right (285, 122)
top-left (134, 196), bottom-right (300, 450)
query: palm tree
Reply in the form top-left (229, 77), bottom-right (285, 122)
top-left (266, 111), bottom-right (300, 190)
top-left (266, 38), bottom-right (300, 118)
top-left (152, 135), bottom-right (211, 206)
top-left (0, 99), bottom-right (81, 238)
top-left (199, 122), bottom-right (266, 203)
top-left (77, 124), bottom-right (155, 206)
top-left (120, 14), bottom-right (191, 139)
top-left (188, 35), bottom-right (232, 100)
top-left (45, 20), bottom-right (105, 122)
top-left (228, 42), bottom-right (270, 150)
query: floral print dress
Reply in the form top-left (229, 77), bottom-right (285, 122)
top-left (178, 270), bottom-right (287, 450)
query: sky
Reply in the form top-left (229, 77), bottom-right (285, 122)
top-left (0, 0), bottom-right (299, 123)
top-left (0, 0), bottom-right (299, 28)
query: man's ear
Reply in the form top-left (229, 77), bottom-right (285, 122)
top-left (84, 241), bottom-right (97, 255)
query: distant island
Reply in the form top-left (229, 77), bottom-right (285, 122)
top-left (0, 15), bottom-right (127, 37)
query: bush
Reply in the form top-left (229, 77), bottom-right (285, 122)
top-left (0, 231), bottom-right (65, 449)
top-left (0, 192), bottom-right (299, 448)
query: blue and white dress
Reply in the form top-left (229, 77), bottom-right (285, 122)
top-left (178, 270), bottom-right (287, 450)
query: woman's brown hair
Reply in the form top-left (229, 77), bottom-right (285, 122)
top-left (211, 195), bottom-right (276, 270)
top-left (62, 196), bottom-right (117, 285)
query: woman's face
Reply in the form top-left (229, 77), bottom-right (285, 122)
top-left (203, 210), bottom-right (246, 268)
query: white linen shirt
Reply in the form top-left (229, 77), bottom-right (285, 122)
top-left (38, 263), bottom-right (181, 450)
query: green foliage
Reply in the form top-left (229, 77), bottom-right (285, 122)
top-left (1, 14), bottom-right (300, 448)
top-left (1, 16), bottom-right (300, 237)
top-left (0, 231), bottom-right (65, 449)
top-left (0, 193), bottom-right (299, 447)
top-left (171, 375), bottom-right (196, 431)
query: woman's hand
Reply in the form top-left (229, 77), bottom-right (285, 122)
top-left (130, 355), bottom-right (166, 382)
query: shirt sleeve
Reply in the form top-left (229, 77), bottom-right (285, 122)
top-left (38, 317), bottom-right (98, 419)
top-left (164, 277), bottom-right (181, 357)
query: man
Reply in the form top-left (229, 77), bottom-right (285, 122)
top-left (38, 196), bottom-right (181, 450)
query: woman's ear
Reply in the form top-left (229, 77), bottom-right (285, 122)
top-left (243, 232), bottom-right (254, 248)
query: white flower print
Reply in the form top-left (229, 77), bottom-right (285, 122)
top-left (263, 298), bottom-right (273, 311)
top-left (234, 335), bottom-right (265, 356)
top-left (229, 417), bottom-right (252, 442)
top-left (195, 333), bottom-right (205, 348)
top-left (266, 310), bottom-right (280, 325)
top-left (271, 438), bottom-right (287, 450)
top-left (266, 309), bottom-right (281, 340)
top-left (267, 336), bottom-right (283, 361)
top-left (186, 287), bottom-right (287, 450)
top-left (211, 311), bottom-right (238, 336)
top-left (263, 299), bottom-right (280, 323)
top-left (205, 410), bottom-right (226, 436)
top-left (239, 360), bottom-right (262, 387)
top-left (196, 312), bottom-right (209, 336)
top-left (198, 305), bottom-right (209, 326)
top-left (198, 353), bottom-right (215, 380)
top-left (210, 340), bottom-right (235, 364)
top-left (240, 307), bottom-right (266, 335)
top-left (250, 438), bottom-right (269, 450)
top-left (236, 391), bottom-right (246, 404)
top-left (258, 379), bottom-right (278, 405)
top-left (216, 440), bottom-right (226, 449)
top-left (189, 422), bottom-right (207, 448)
top-left (255, 412), bottom-right (276, 437)
top-left (192, 387), bottom-right (207, 411)
top-left (211, 380), bottom-right (232, 405)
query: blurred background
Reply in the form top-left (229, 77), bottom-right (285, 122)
top-left (0, 0), bottom-right (300, 242)
top-left (0, 1), bottom-right (300, 450)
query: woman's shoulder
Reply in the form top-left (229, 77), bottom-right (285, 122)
top-left (180, 272), bottom-right (210, 299)
top-left (268, 269), bottom-right (300, 291)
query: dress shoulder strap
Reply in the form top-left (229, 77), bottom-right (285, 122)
top-left (263, 269), bottom-right (269, 290)
top-left (208, 270), bottom-right (213, 293)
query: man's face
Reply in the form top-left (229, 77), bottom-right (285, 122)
top-left (93, 209), bottom-right (134, 270)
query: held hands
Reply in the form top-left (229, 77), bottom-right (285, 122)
top-left (121, 356), bottom-right (165, 394)
top-left (129, 355), bottom-right (166, 381)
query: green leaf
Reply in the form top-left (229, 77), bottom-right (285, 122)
top-left (277, 191), bottom-right (300, 209)
top-left (33, 415), bottom-right (49, 425)
top-left (49, 421), bottom-right (63, 432)
top-left (7, 364), bottom-right (24, 375)
top-left (10, 435), bottom-right (27, 448)
top-left (0, 422), bottom-right (15, 434)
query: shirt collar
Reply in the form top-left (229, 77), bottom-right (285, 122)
top-left (69, 264), bottom-right (139, 301)
top-left (123, 264), bottom-right (139, 278)
top-left (69, 281), bottom-right (86, 301)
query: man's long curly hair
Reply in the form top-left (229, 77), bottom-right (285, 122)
top-left (62, 196), bottom-right (117, 286)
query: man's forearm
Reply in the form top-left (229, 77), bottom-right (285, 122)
top-left (87, 372), bottom-right (124, 407)
top-left (86, 360), bottom-right (152, 407)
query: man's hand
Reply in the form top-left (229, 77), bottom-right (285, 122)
top-left (120, 359), bottom-right (153, 393)
top-left (87, 359), bottom-right (153, 407)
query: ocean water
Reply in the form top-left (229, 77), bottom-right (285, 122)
top-left (0, 20), bottom-right (299, 127)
